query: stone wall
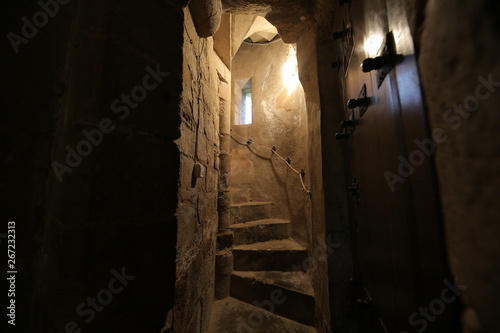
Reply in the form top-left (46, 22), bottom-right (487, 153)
top-left (3, 0), bottom-right (189, 331)
top-left (417, 1), bottom-right (500, 332)
top-left (230, 40), bottom-right (311, 245)
top-left (173, 7), bottom-right (229, 333)
top-left (296, 26), bottom-right (332, 333)
top-left (3, 0), bottom-right (79, 330)
top-left (42, 1), bottom-right (183, 331)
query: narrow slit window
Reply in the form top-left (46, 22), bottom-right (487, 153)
top-left (241, 80), bottom-right (252, 125)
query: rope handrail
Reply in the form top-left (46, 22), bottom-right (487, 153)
top-left (230, 130), bottom-right (311, 197)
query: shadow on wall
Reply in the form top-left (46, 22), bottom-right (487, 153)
top-left (230, 38), bottom-right (311, 245)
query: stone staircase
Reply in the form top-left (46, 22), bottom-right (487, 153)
top-left (208, 201), bottom-right (317, 332)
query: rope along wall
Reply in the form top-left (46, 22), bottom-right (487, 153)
top-left (230, 130), bottom-right (311, 197)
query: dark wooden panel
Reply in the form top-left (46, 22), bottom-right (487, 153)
top-left (333, 0), bottom-right (459, 332)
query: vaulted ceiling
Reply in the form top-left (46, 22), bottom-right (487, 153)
top-left (221, 0), bottom-right (334, 42)
top-left (189, 0), bottom-right (334, 42)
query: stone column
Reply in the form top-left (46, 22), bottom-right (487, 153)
top-left (215, 67), bottom-right (234, 299)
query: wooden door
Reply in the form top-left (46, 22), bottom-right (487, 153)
top-left (335, 1), bottom-right (460, 332)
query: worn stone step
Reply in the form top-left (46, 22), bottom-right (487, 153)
top-left (231, 271), bottom-right (315, 326)
top-left (233, 239), bottom-right (308, 271)
top-left (230, 201), bottom-right (274, 224)
top-left (230, 219), bottom-right (292, 245)
top-left (233, 270), bottom-right (314, 296)
top-left (207, 297), bottom-right (317, 333)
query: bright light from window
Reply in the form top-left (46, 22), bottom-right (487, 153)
top-left (364, 34), bottom-right (384, 57)
top-left (236, 79), bottom-right (252, 125)
top-left (282, 46), bottom-right (300, 95)
top-left (242, 90), bottom-right (252, 124)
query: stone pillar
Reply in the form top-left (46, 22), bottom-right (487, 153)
top-left (218, 97), bottom-right (232, 231)
top-left (215, 69), bottom-right (234, 299)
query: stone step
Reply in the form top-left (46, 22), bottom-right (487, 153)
top-left (233, 239), bottom-right (308, 272)
top-left (231, 271), bottom-right (315, 326)
top-left (230, 219), bottom-right (292, 245)
top-left (207, 297), bottom-right (317, 333)
top-left (230, 201), bottom-right (274, 224)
